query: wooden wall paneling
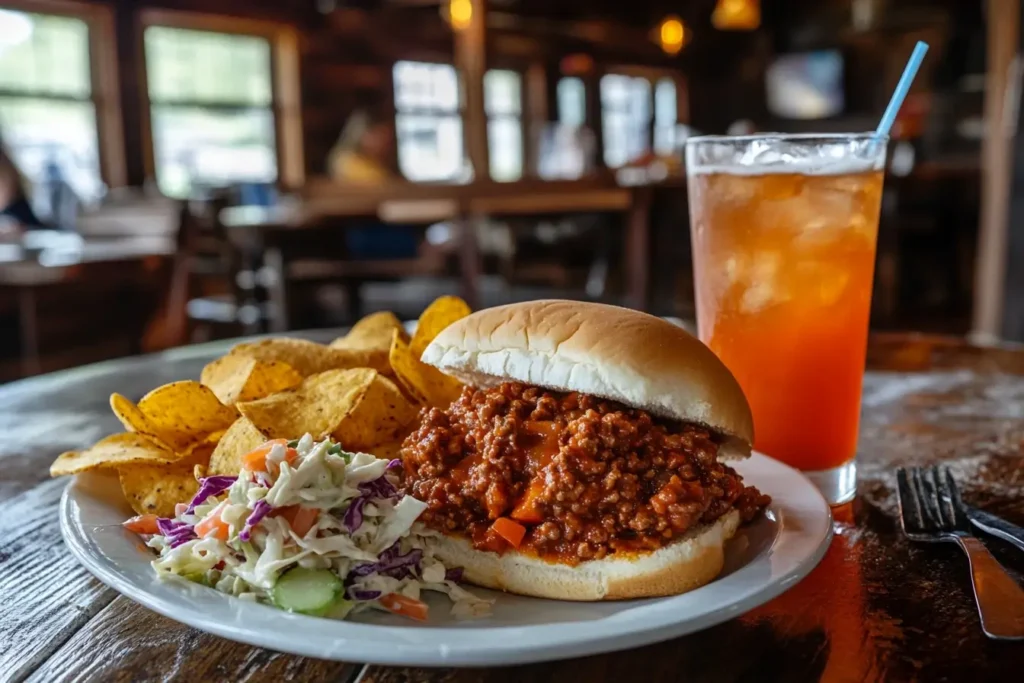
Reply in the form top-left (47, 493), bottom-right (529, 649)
top-left (524, 60), bottom-right (549, 176)
top-left (456, 0), bottom-right (491, 181)
top-left (972, 0), bottom-right (1021, 341)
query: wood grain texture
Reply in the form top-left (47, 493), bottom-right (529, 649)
top-left (0, 479), bottom-right (116, 682)
top-left (4, 333), bottom-right (1024, 682)
top-left (25, 597), bottom-right (358, 683)
top-left (361, 335), bottom-right (1024, 682)
top-left (0, 332), bottom-right (340, 683)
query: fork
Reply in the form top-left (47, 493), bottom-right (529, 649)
top-left (896, 465), bottom-right (1024, 640)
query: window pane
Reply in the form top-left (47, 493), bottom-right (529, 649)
top-left (488, 117), bottom-right (522, 182)
top-left (0, 11), bottom-right (91, 97)
top-left (396, 113), bottom-right (463, 182)
top-left (0, 97), bottom-right (102, 203)
top-left (145, 27), bottom-right (272, 106)
top-left (150, 105), bottom-right (277, 197)
top-left (484, 70), bottom-right (521, 116)
top-left (600, 75), bottom-right (651, 167)
top-left (557, 77), bottom-right (586, 127)
top-left (393, 61), bottom-right (459, 113)
top-left (655, 79), bottom-right (676, 127)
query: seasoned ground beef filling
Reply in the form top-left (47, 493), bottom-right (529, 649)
top-left (400, 382), bottom-right (770, 564)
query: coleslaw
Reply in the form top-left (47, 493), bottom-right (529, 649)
top-left (124, 434), bottom-right (491, 621)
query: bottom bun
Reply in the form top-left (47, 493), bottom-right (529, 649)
top-left (430, 509), bottom-right (741, 601)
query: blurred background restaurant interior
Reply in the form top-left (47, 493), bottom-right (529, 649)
top-left (0, 0), bottom-right (1019, 382)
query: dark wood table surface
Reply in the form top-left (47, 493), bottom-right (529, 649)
top-left (3, 332), bottom-right (1023, 682)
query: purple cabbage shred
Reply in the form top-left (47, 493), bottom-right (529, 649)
top-left (444, 567), bottom-right (464, 583)
top-left (343, 496), bottom-right (367, 533)
top-left (185, 475), bottom-right (237, 514)
top-left (358, 474), bottom-right (398, 500)
top-left (349, 542), bottom-right (422, 580)
top-left (348, 588), bottom-right (382, 601)
top-left (239, 499), bottom-right (273, 542)
top-left (156, 517), bottom-right (196, 548)
top-left (386, 459), bottom-right (402, 470)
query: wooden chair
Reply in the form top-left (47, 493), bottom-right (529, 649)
top-left (261, 217), bottom-right (442, 331)
top-left (151, 196), bottom-right (275, 348)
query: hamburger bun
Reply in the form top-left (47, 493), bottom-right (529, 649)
top-left (420, 300), bottom-right (753, 458)
top-left (428, 510), bottom-right (741, 600)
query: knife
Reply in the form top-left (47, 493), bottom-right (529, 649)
top-left (967, 505), bottom-right (1024, 553)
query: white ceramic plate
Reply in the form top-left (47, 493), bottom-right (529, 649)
top-left (60, 452), bottom-right (832, 666)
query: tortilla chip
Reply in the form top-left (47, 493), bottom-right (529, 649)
top-left (118, 446), bottom-right (212, 517)
top-left (410, 295), bottom-right (471, 359)
top-left (200, 355), bottom-right (303, 406)
top-left (329, 311), bottom-right (405, 376)
top-left (330, 311), bottom-right (406, 352)
top-left (133, 381), bottom-right (237, 452)
top-left (367, 439), bottom-right (404, 462)
top-left (228, 338), bottom-right (374, 377)
top-left (389, 330), bottom-right (463, 408)
top-left (110, 393), bottom-right (172, 450)
top-left (237, 368), bottom-right (378, 441)
top-left (208, 417), bottom-right (269, 475)
top-left (333, 374), bottom-right (418, 450)
top-left (50, 432), bottom-right (177, 476)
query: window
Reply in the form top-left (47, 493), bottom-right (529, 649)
top-left (556, 77), bottom-right (586, 128)
top-left (654, 78), bottom-right (677, 156)
top-left (144, 25), bottom-right (277, 197)
top-left (394, 62), bottom-right (524, 182)
top-left (393, 61), bottom-right (463, 182)
top-left (484, 69), bottom-right (522, 182)
top-left (0, 6), bottom-right (115, 207)
top-left (600, 74), bottom-right (651, 168)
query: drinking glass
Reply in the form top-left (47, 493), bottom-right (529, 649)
top-left (686, 134), bottom-right (887, 505)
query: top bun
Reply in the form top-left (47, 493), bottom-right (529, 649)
top-left (420, 300), bottom-right (753, 457)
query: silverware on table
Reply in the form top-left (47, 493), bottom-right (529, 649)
top-left (966, 504), bottom-right (1024, 554)
top-left (896, 465), bottom-right (1024, 640)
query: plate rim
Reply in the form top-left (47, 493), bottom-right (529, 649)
top-left (60, 452), bottom-right (833, 666)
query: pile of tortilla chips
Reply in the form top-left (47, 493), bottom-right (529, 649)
top-left (49, 296), bottom-right (472, 517)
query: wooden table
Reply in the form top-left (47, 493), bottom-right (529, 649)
top-left (221, 180), bottom-right (649, 311)
top-left (5, 332), bottom-right (1022, 681)
top-left (0, 234), bottom-right (174, 377)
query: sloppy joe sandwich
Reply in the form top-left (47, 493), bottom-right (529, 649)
top-left (399, 300), bottom-right (770, 600)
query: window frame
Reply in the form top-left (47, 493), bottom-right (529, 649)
top-left (0, 0), bottom-right (125, 187)
top-left (137, 8), bottom-right (303, 192)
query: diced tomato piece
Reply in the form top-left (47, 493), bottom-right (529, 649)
top-left (242, 439), bottom-right (297, 473)
top-left (379, 593), bottom-right (429, 621)
top-left (279, 505), bottom-right (319, 537)
top-left (195, 502), bottom-right (230, 541)
top-left (123, 514), bottom-right (160, 535)
top-left (510, 480), bottom-right (545, 524)
top-left (490, 517), bottom-right (527, 549)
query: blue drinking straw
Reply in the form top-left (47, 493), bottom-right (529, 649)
top-left (876, 41), bottom-right (930, 138)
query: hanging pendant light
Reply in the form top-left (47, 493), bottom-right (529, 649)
top-left (441, 0), bottom-right (474, 31)
top-left (712, 0), bottom-right (761, 31)
top-left (656, 16), bottom-right (688, 55)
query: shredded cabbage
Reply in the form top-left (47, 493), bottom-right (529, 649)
top-left (143, 434), bottom-right (491, 620)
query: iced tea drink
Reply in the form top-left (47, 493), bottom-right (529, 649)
top-left (686, 135), bottom-right (886, 504)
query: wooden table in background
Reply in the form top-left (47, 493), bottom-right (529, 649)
top-left (221, 180), bottom-right (649, 311)
top-left (5, 332), bottom-right (1021, 681)
top-left (0, 235), bottom-right (173, 377)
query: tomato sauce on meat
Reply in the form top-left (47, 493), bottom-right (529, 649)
top-left (400, 382), bottom-right (770, 565)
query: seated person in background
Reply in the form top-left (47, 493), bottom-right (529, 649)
top-left (329, 109), bottom-right (399, 185)
top-left (0, 132), bottom-right (43, 229)
top-left (327, 109), bottom-right (418, 260)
